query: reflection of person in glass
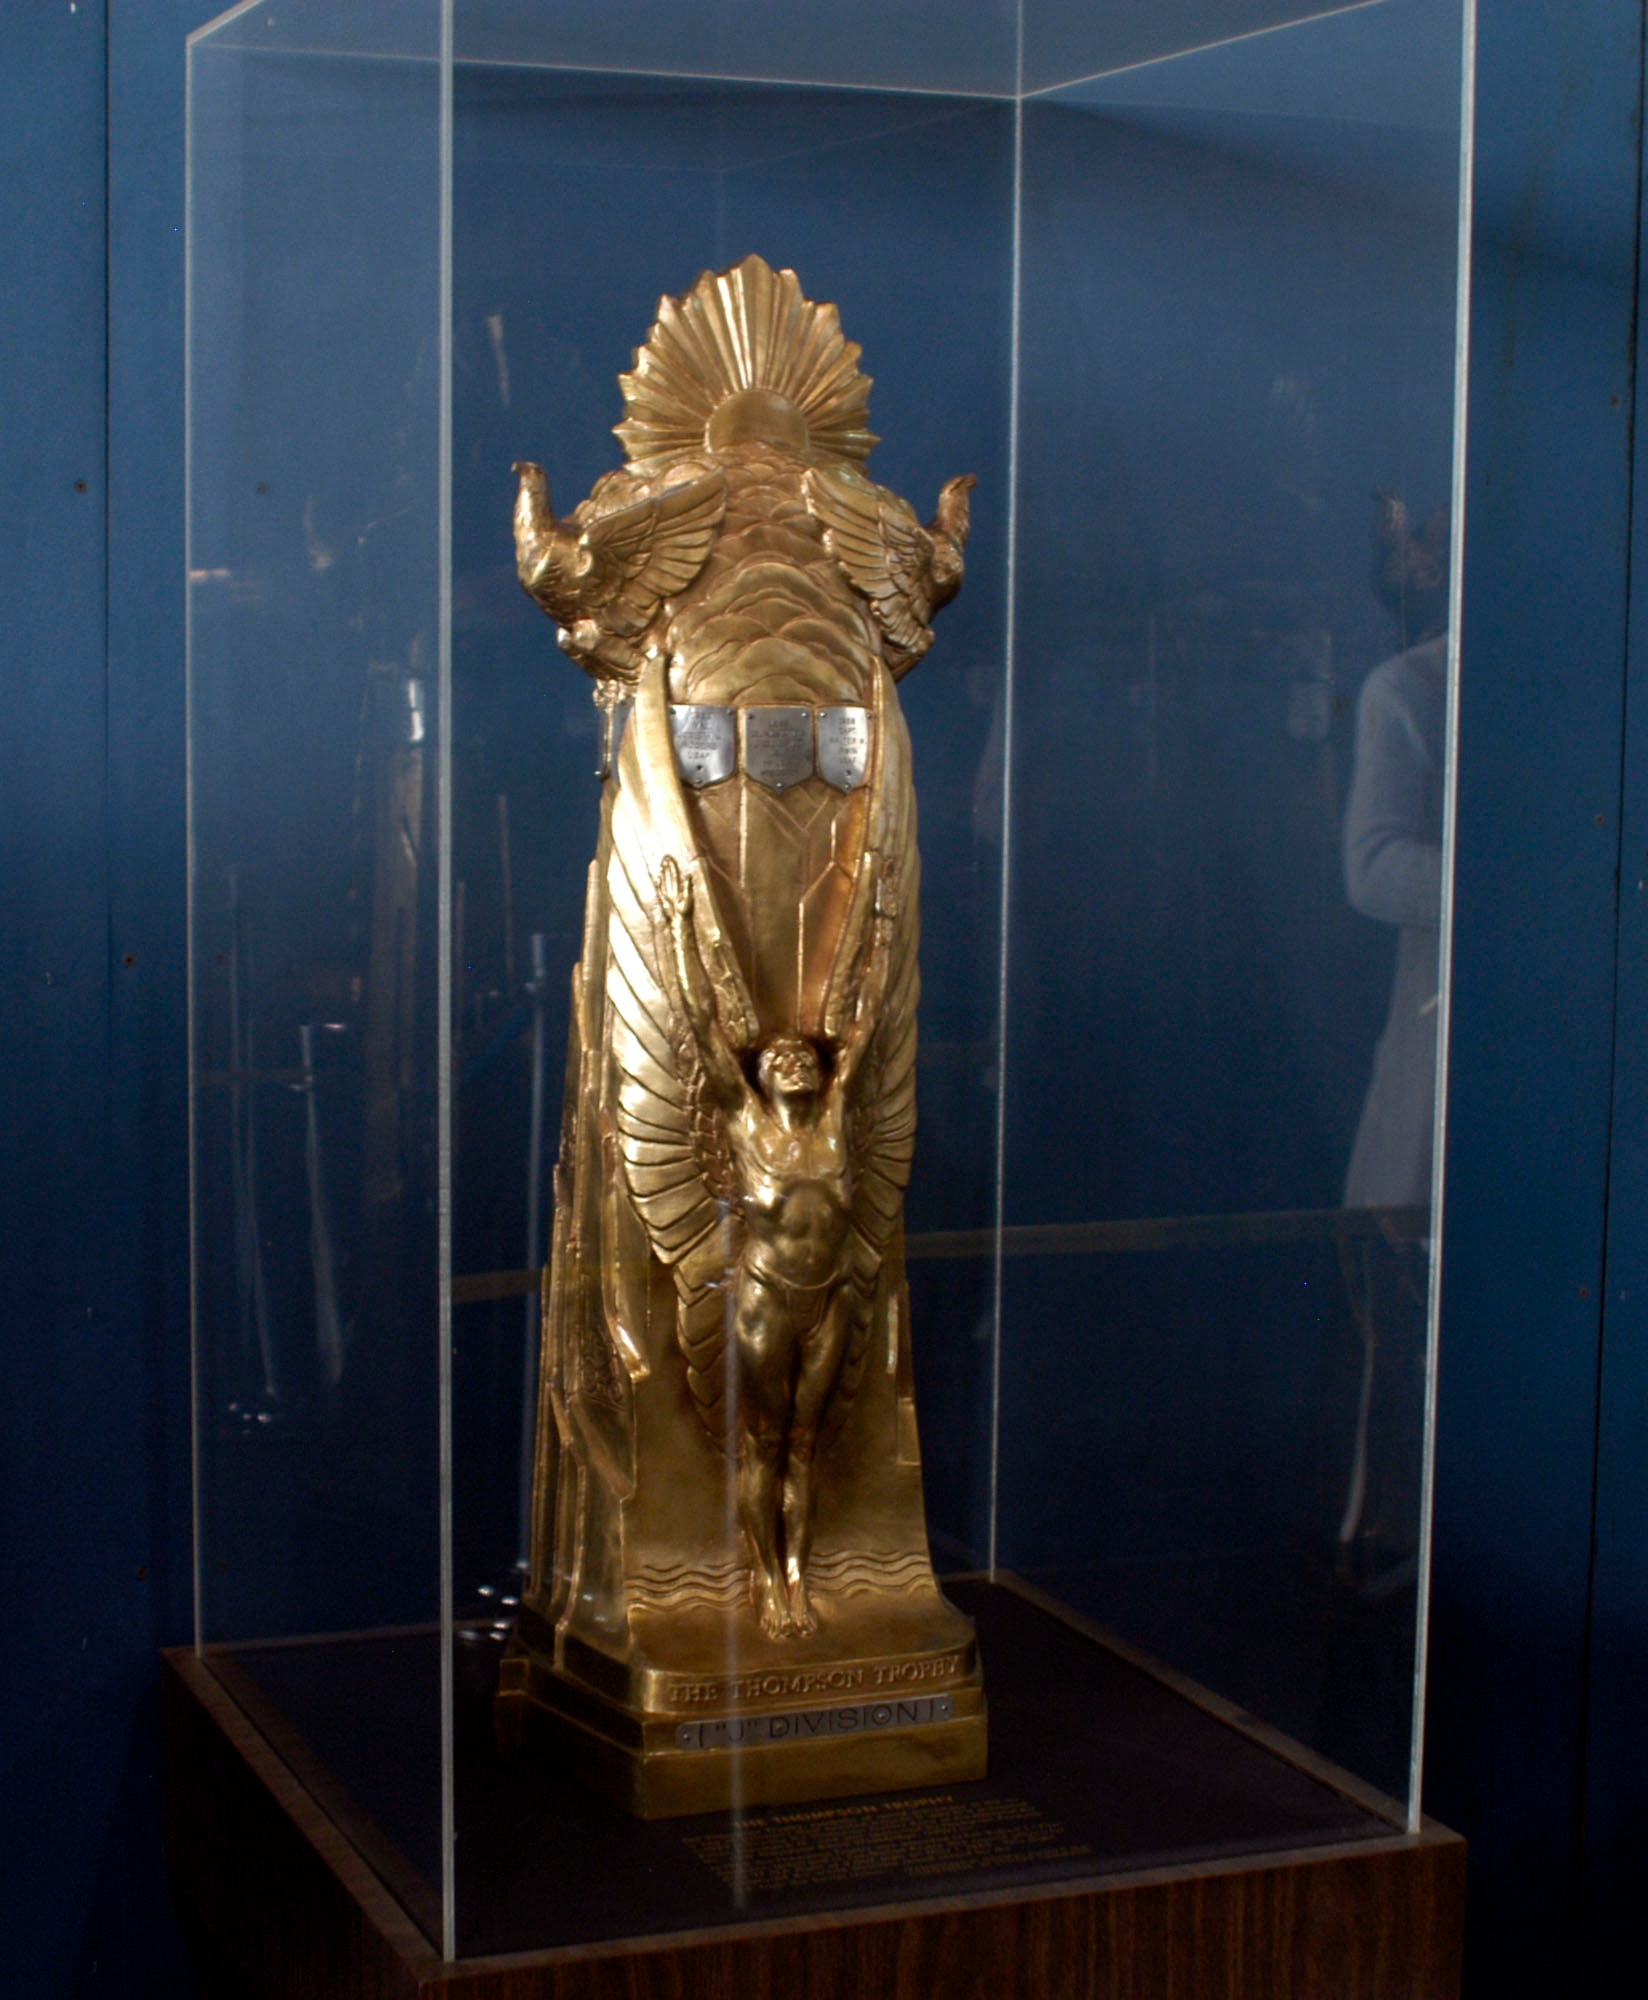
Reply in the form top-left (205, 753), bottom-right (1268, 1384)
top-left (1339, 491), bottom-right (1448, 1571)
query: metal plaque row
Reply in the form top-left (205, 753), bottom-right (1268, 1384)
top-left (667, 704), bottom-right (873, 793)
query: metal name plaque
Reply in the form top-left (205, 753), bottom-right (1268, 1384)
top-left (669, 703), bottom-right (735, 788)
top-left (817, 706), bottom-right (872, 791)
top-left (743, 706), bottom-right (815, 791)
top-left (674, 1693), bottom-right (955, 1751)
top-left (597, 698), bottom-right (634, 780)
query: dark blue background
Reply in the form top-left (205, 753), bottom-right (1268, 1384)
top-left (993, 50), bottom-right (1460, 1794)
top-left (3, 2), bottom-right (1646, 1993)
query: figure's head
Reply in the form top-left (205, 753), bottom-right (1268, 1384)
top-left (1373, 490), bottom-right (1450, 647)
top-left (757, 1036), bottom-right (823, 1104)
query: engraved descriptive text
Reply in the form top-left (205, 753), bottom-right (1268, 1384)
top-left (683, 1794), bottom-right (1092, 1894)
top-left (674, 1693), bottom-right (954, 1750)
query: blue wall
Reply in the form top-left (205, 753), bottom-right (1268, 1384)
top-left (1424, 3), bottom-right (1648, 1991)
top-left (2, 3), bottom-right (195, 1992)
top-left (1, 2), bottom-right (1645, 1993)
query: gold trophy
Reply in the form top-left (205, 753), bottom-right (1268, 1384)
top-left (496, 257), bottom-right (986, 1816)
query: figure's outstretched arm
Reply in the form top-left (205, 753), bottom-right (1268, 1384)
top-left (656, 857), bottom-right (748, 1109)
top-left (835, 858), bottom-right (899, 1095)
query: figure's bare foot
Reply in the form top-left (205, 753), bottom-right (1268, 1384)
top-left (753, 1568), bottom-right (791, 1639)
top-left (785, 1571), bottom-right (818, 1636)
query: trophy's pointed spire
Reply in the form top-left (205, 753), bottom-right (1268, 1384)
top-left (615, 255), bottom-right (878, 469)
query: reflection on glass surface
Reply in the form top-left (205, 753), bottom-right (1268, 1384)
top-left (191, 0), bottom-right (442, 60)
top-left (1337, 493), bottom-right (1447, 1579)
top-left (188, 11), bottom-right (447, 1646)
top-left (188, 4), bottom-right (452, 1933)
top-left (1022, 0), bottom-right (1396, 98)
top-left (454, 0), bottom-right (1019, 95)
top-left (1001, 0), bottom-right (1462, 1805)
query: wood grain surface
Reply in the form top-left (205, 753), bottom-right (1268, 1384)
top-left (163, 1649), bottom-right (1464, 1999)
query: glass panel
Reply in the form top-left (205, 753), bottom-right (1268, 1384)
top-left (1022, 1), bottom-right (1390, 95)
top-left (447, 65), bottom-right (1013, 1955)
top-left (193, 0), bottom-right (443, 61)
top-left (186, 0), bottom-right (1468, 1962)
top-left (186, 0), bottom-right (448, 1946)
top-left (1003, 0), bottom-right (1463, 1810)
top-left (1038, 0), bottom-right (1462, 123)
top-left (452, 0), bottom-right (1019, 96)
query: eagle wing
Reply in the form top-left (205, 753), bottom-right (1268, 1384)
top-left (518, 466), bottom-right (727, 658)
top-left (803, 462), bottom-right (970, 677)
top-left (582, 468), bottom-right (728, 636)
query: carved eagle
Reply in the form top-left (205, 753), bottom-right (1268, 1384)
top-left (512, 461), bottom-right (727, 684)
top-left (802, 463), bottom-right (975, 678)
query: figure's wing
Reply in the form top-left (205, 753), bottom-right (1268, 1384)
top-left (605, 721), bottom-right (752, 1442)
top-left (522, 466), bottom-right (726, 639)
top-left (843, 848), bottom-right (920, 1256)
top-left (822, 676), bottom-right (922, 1414)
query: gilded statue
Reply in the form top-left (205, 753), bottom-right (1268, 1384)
top-left (497, 257), bottom-right (986, 1815)
top-left (656, 847), bottom-right (899, 1639)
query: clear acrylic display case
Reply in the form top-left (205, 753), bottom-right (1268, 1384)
top-left (186, 0), bottom-right (1472, 1965)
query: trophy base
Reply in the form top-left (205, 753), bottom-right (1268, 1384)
top-left (497, 1648), bottom-right (987, 1817)
top-left (497, 1590), bottom-right (989, 1818)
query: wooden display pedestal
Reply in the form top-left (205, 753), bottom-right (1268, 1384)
top-left (163, 1581), bottom-right (1464, 2000)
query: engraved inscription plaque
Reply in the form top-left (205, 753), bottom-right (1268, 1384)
top-left (682, 1793), bottom-right (1092, 1896)
top-left (743, 706), bottom-right (815, 791)
top-left (817, 706), bottom-right (872, 791)
top-left (669, 703), bottom-right (736, 788)
top-left (598, 698), bottom-right (635, 780)
top-left (674, 1694), bottom-right (955, 1750)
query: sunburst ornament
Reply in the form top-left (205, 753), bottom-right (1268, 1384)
top-left (615, 255), bottom-right (878, 471)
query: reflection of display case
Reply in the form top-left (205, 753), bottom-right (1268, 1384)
top-left (172, 0), bottom-right (1471, 1989)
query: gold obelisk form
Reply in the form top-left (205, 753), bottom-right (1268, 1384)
top-left (496, 257), bottom-right (985, 1816)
